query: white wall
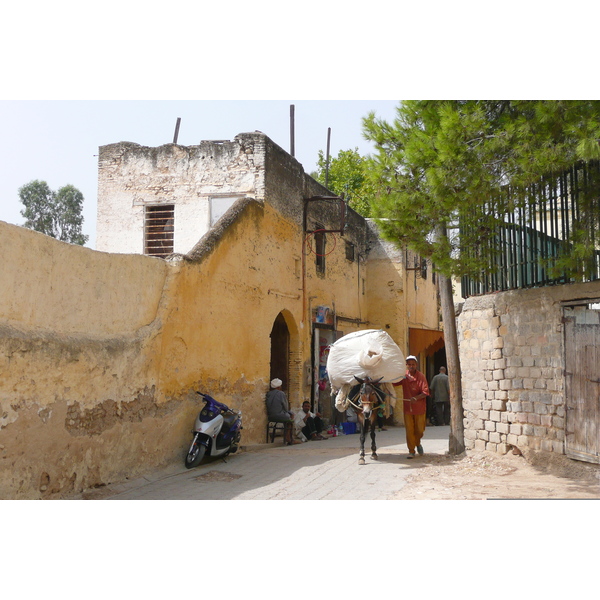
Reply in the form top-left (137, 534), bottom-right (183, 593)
top-left (96, 140), bottom-right (261, 255)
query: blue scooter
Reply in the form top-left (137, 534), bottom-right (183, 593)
top-left (184, 392), bottom-right (242, 469)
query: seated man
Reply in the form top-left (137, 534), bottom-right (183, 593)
top-left (266, 378), bottom-right (297, 445)
top-left (294, 401), bottom-right (326, 441)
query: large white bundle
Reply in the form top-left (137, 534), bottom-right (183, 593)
top-left (326, 329), bottom-right (405, 389)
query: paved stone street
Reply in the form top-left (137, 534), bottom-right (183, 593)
top-left (86, 425), bottom-right (451, 500)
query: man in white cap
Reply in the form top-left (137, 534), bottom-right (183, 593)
top-left (266, 378), bottom-right (297, 445)
top-left (393, 355), bottom-right (430, 458)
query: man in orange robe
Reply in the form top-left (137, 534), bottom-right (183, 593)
top-left (394, 355), bottom-right (430, 458)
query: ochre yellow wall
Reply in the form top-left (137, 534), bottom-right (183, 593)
top-left (0, 221), bottom-right (168, 336)
top-left (155, 201), bottom-right (309, 440)
top-left (1, 200), bottom-right (357, 498)
top-left (0, 199), bottom-right (439, 498)
top-left (0, 222), bottom-right (174, 498)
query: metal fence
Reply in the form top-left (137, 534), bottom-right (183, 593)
top-left (461, 161), bottom-right (600, 298)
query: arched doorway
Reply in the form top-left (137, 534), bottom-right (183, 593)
top-left (270, 313), bottom-right (290, 391)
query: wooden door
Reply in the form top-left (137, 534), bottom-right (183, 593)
top-left (564, 304), bottom-right (600, 463)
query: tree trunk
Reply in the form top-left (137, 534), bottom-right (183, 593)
top-left (438, 272), bottom-right (465, 455)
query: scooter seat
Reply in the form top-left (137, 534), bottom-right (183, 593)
top-left (221, 413), bottom-right (238, 431)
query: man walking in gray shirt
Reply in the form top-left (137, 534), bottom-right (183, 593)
top-left (430, 366), bottom-right (450, 426)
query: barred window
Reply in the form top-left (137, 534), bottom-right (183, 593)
top-left (420, 257), bottom-right (428, 279)
top-left (315, 224), bottom-right (326, 273)
top-left (144, 205), bottom-right (174, 258)
top-left (345, 241), bottom-right (355, 262)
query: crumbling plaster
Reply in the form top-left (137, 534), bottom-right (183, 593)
top-left (96, 135), bottom-right (266, 255)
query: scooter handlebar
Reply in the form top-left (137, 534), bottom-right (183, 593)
top-left (196, 391), bottom-right (240, 416)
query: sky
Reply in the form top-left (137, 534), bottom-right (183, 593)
top-left (3, 4), bottom-right (598, 251)
top-left (0, 100), bottom-right (399, 248)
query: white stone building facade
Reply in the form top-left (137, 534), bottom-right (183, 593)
top-left (96, 138), bottom-right (262, 256)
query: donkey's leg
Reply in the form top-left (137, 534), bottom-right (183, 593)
top-left (370, 416), bottom-right (378, 460)
top-left (358, 415), bottom-right (366, 465)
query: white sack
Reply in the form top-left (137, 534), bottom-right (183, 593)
top-left (327, 329), bottom-right (405, 389)
top-left (381, 383), bottom-right (397, 411)
top-left (334, 384), bottom-right (352, 412)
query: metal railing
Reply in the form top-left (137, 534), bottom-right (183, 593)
top-left (461, 161), bottom-right (600, 298)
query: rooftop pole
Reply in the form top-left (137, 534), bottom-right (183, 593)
top-left (290, 104), bottom-right (295, 157)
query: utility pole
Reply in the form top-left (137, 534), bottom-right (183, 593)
top-left (325, 127), bottom-right (331, 189)
top-left (290, 105), bottom-right (295, 157)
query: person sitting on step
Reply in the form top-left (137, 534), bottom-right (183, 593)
top-left (266, 378), bottom-right (298, 445)
top-left (294, 401), bottom-right (327, 442)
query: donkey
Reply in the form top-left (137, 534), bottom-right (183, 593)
top-left (352, 376), bottom-right (385, 465)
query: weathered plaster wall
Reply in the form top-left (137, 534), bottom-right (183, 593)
top-left (458, 281), bottom-right (600, 455)
top-left (0, 221), bottom-right (168, 336)
top-left (0, 196), bottom-right (377, 499)
top-left (0, 221), bottom-right (179, 499)
top-left (363, 220), bottom-right (441, 361)
top-left (0, 133), bottom-right (441, 499)
top-left (0, 205), bottom-right (305, 499)
top-left (164, 200), bottom-right (307, 434)
top-left (0, 204), bottom-right (309, 498)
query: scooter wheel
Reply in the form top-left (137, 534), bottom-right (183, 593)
top-left (185, 443), bottom-right (206, 469)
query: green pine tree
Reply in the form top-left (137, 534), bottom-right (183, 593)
top-left (362, 100), bottom-right (600, 454)
top-left (363, 100), bottom-right (600, 278)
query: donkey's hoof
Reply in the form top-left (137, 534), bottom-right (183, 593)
top-left (358, 457), bottom-right (366, 465)
top-left (371, 454), bottom-right (378, 461)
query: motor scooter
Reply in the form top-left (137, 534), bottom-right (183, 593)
top-left (184, 392), bottom-right (242, 469)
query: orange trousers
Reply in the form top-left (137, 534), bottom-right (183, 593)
top-left (404, 412), bottom-right (426, 454)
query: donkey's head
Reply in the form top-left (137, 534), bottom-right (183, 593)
top-left (354, 376), bottom-right (383, 418)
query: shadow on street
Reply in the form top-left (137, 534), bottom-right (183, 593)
top-left (84, 425), bottom-right (452, 500)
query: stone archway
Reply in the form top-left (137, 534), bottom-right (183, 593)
top-left (269, 310), bottom-right (302, 407)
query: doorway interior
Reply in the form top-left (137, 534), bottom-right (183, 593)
top-left (270, 313), bottom-right (290, 391)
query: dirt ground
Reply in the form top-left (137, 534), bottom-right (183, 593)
top-left (393, 448), bottom-right (600, 500)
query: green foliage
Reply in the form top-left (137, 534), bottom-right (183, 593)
top-left (363, 100), bottom-right (600, 279)
top-left (313, 148), bottom-right (377, 217)
top-left (19, 180), bottom-right (88, 245)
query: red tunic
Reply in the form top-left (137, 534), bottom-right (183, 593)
top-left (394, 370), bottom-right (430, 415)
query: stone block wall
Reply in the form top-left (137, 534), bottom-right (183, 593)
top-left (458, 282), bottom-right (600, 455)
